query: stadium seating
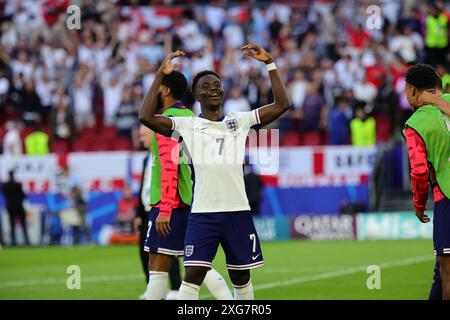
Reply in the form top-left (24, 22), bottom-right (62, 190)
top-left (281, 132), bottom-right (301, 146)
top-left (301, 131), bottom-right (323, 146)
top-left (50, 139), bottom-right (70, 154)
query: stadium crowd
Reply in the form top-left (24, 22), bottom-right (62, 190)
top-left (0, 0), bottom-right (449, 154)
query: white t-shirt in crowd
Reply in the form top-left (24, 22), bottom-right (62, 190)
top-left (73, 81), bottom-right (93, 115)
top-left (3, 129), bottom-right (22, 155)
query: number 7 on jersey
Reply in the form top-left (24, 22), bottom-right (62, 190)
top-left (216, 137), bottom-right (224, 155)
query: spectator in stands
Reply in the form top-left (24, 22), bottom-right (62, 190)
top-left (2, 121), bottom-right (22, 155)
top-left (345, 22), bottom-right (372, 52)
top-left (20, 80), bottom-right (42, 126)
top-left (350, 105), bottom-right (376, 147)
top-left (404, 7), bottom-right (423, 35)
top-left (190, 46), bottom-right (215, 76)
top-left (24, 121), bottom-right (49, 155)
top-left (56, 165), bottom-right (82, 197)
top-left (49, 96), bottom-right (76, 151)
top-left (116, 185), bottom-right (137, 234)
top-left (115, 86), bottom-right (138, 141)
top-left (223, 86), bottom-right (251, 115)
top-left (0, 69), bottom-right (9, 106)
top-left (223, 13), bottom-right (245, 49)
top-left (35, 70), bottom-right (55, 123)
top-left (101, 59), bottom-right (128, 126)
top-left (69, 186), bottom-right (91, 245)
top-left (11, 50), bottom-right (33, 82)
top-left (334, 53), bottom-right (360, 91)
top-left (389, 25), bottom-right (418, 64)
top-left (301, 83), bottom-right (327, 132)
top-left (139, 31), bottom-right (164, 66)
top-left (243, 67), bottom-right (264, 110)
top-left (353, 74), bottom-right (378, 112)
top-left (1, 170), bottom-right (29, 246)
top-left (1, 1), bottom-right (449, 151)
top-left (174, 10), bottom-right (207, 54)
top-left (288, 69), bottom-right (308, 110)
top-left (403, 24), bottom-right (425, 63)
top-left (328, 96), bottom-right (352, 145)
top-left (424, 3), bottom-right (448, 67)
top-left (72, 63), bottom-right (94, 130)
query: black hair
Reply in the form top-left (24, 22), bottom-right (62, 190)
top-left (191, 70), bottom-right (221, 95)
top-left (181, 90), bottom-right (195, 109)
top-left (161, 70), bottom-right (188, 100)
top-left (405, 64), bottom-right (440, 90)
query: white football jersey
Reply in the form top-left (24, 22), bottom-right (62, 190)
top-left (170, 109), bottom-right (260, 213)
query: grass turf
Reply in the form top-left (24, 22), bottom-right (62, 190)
top-left (0, 239), bottom-right (435, 300)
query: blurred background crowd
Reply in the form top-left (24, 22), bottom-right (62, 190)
top-left (0, 0), bottom-right (449, 155)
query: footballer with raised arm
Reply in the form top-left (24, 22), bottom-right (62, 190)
top-left (140, 66), bottom-right (232, 300)
top-left (139, 44), bottom-right (291, 300)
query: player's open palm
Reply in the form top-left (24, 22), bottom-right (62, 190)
top-left (155, 214), bottom-right (171, 236)
top-left (241, 44), bottom-right (273, 63)
top-left (159, 50), bottom-right (185, 75)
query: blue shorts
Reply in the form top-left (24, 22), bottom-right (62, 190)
top-left (144, 206), bottom-right (190, 256)
top-left (183, 211), bottom-right (264, 270)
top-left (433, 197), bottom-right (450, 256)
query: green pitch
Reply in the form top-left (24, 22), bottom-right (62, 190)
top-left (0, 239), bottom-right (435, 300)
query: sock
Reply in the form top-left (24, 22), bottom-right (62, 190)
top-left (203, 268), bottom-right (233, 300)
top-left (233, 280), bottom-right (254, 300)
top-left (177, 281), bottom-right (200, 300)
top-left (145, 271), bottom-right (168, 300)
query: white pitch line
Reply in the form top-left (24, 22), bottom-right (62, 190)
top-left (200, 254), bottom-right (434, 299)
top-left (0, 255), bottom-right (434, 293)
top-left (0, 274), bottom-right (144, 288)
top-left (254, 254), bottom-right (433, 292)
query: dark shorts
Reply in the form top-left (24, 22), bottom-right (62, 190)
top-left (144, 206), bottom-right (190, 256)
top-left (433, 197), bottom-right (450, 256)
top-left (183, 211), bottom-right (264, 270)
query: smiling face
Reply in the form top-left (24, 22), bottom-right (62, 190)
top-left (195, 74), bottom-right (224, 110)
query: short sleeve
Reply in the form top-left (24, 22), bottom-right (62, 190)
top-left (170, 117), bottom-right (193, 131)
top-left (234, 110), bottom-right (260, 130)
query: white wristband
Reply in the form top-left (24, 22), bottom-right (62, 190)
top-left (266, 62), bottom-right (276, 71)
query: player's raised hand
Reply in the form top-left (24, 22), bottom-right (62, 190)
top-left (155, 214), bottom-right (171, 236)
top-left (415, 209), bottom-right (430, 223)
top-left (158, 50), bottom-right (185, 75)
top-left (241, 44), bottom-right (273, 64)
